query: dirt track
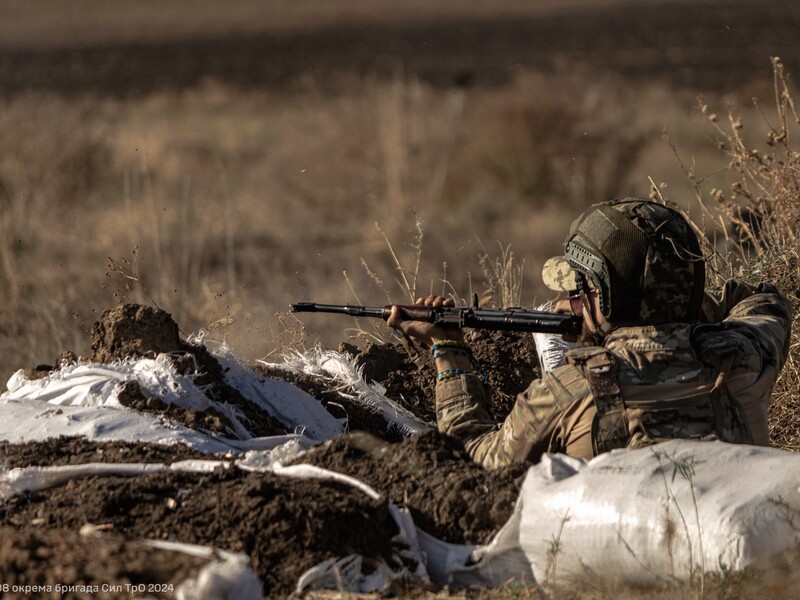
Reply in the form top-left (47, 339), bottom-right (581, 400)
top-left (2, 0), bottom-right (798, 97)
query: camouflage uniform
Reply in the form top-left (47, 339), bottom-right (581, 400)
top-left (435, 199), bottom-right (793, 469)
top-left (436, 280), bottom-right (791, 468)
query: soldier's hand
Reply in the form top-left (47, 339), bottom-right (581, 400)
top-left (386, 295), bottom-right (465, 346)
top-left (553, 297), bottom-right (581, 343)
top-left (553, 298), bottom-right (573, 314)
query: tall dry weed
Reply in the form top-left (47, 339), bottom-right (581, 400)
top-left (373, 72), bottom-right (465, 241)
top-left (664, 58), bottom-right (800, 450)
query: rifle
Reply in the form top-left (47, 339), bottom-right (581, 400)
top-left (291, 296), bottom-right (582, 336)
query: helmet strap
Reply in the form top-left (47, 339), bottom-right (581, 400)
top-left (577, 273), bottom-right (613, 344)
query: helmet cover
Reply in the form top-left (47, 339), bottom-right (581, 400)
top-left (543, 198), bottom-right (704, 326)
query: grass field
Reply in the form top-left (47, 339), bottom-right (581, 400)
top-left (0, 0), bottom-right (795, 402)
top-left (4, 0), bottom-right (797, 375)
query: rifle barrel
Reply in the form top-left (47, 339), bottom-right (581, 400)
top-left (292, 302), bottom-right (581, 335)
top-left (291, 302), bottom-right (387, 319)
top-left (461, 309), bottom-right (580, 335)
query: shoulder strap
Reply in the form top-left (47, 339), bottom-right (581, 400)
top-left (567, 348), bottom-right (630, 455)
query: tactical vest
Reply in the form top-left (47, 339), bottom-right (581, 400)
top-left (562, 346), bottom-right (753, 456)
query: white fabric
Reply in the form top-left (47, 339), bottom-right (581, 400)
top-left (2, 345), bottom-right (345, 444)
top-left (140, 540), bottom-right (262, 600)
top-left (202, 337), bottom-right (345, 441)
top-left (469, 440), bottom-right (800, 589)
top-left (0, 395), bottom-right (244, 453)
top-left (532, 301), bottom-right (578, 372)
top-left (261, 347), bottom-right (430, 437)
top-left (0, 460), bottom-right (231, 499)
top-left (532, 331), bottom-right (577, 372)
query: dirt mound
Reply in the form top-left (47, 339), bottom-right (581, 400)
top-left (89, 303), bottom-right (286, 438)
top-left (293, 430), bottom-right (528, 545)
top-left (90, 304), bottom-right (181, 363)
top-left (1, 463), bottom-right (398, 597)
top-left (466, 329), bottom-right (540, 418)
top-left (349, 329), bottom-right (540, 424)
top-left (259, 329), bottom-right (540, 439)
top-left (0, 526), bottom-right (211, 599)
top-left (4, 302), bottom-right (547, 594)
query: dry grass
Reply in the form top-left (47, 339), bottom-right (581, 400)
top-left (661, 58), bottom-right (800, 451)
top-left (302, 568), bottom-right (796, 600)
top-left (0, 65), bottom-right (724, 375)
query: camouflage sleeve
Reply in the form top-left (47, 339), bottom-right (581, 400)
top-left (701, 279), bottom-right (793, 369)
top-left (726, 281), bottom-right (793, 370)
top-left (434, 373), bottom-right (564, 469)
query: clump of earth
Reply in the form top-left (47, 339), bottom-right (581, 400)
top-left (92, 304), bottom-right (286, 438)
top-left (291, 430), bottom-right (529, 545)
top-left (2, 303), bottom-right (545, 596)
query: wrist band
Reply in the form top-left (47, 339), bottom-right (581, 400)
top-left (430, 340), bottom-right (469, 355)
top-left (436, 368), bottom-right (469, 382)
top-left (432, 348), bottom-right (471, 360)
top-left (431, 340), bottom-right (490, 385)
top-left (435, 369), bottom-right (491, 386)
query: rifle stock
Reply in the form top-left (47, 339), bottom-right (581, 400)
top-left (291, 302), bottom-right (581, 336)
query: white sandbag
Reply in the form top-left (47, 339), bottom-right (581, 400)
top-left (0, 395), bottom-right (247, 453)
top-left (2, 342), bottom-right (346, 443)
top-left (475, 439), bottom-right (800, 588)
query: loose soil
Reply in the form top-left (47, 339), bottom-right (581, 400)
top-left (0, 437), bottom-right (213, 470)
top-left (1, 467), bottom-right (398, 597)
top-left (291, 430), bottom-right (529, 545)
top-left (2, 303), bottom-right (543, 595)
top-left (0, 526), bottom-right (211, 600)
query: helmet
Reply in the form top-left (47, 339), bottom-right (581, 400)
top-left (543, 198), bottom-right (705, 327)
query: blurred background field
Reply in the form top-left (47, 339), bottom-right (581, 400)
top-left (0, 0), bottom-right (798, 376)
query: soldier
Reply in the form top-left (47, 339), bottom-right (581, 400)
top-left (388, 198), bottom-right (793, 468)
